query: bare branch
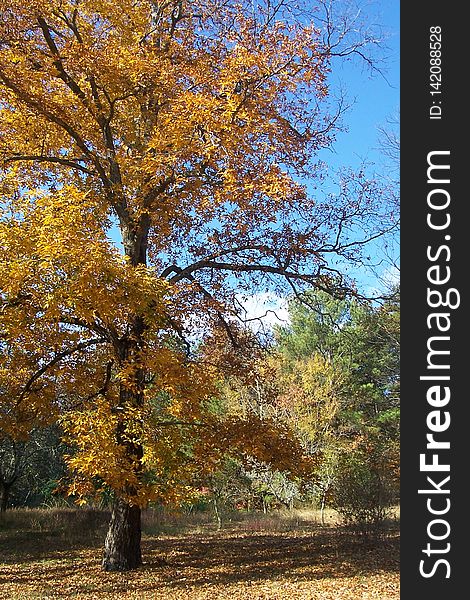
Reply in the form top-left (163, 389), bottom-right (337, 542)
top-left (168, 260), bottom-right (318, 285)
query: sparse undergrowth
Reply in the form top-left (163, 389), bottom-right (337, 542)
top-left (0, 508), bottom-right (399, 599)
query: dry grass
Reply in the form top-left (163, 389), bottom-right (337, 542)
top-left (0, 508), bottom-right (399, 599)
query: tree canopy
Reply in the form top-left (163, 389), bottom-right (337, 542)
top-left (0, 0), bottom-right (397, 570)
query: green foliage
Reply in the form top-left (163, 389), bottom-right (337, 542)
top-left (275, 290), bottom-right (351, 362)
top-left (329, 450), bottom-right (396, 533)
top-left (273, 287), bottom-right (400, 520)
top-left (275, 287), bottom-right (400, 442)
top-left (1, 425), bottom-right (68, 509)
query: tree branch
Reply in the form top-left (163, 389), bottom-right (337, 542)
top-left (167, 260), bottom-right (316, 285)
top-left (37, 17), bottom-right (95, 115)
top-left (159, 244), bottom-right (269, 280)
top-left (0, 68), bottom-right (112, 190)
top-left (16, 337), bottom-right (107, 406)
top-left (4, 154), bottom-right (94, 175)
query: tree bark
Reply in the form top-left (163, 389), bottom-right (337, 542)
top-left (100, 213), bottom-right (150, 571)
top-left (102, 496), bottom-right (142, 571)
top-left (101, 346), bottom-right (145, 571)
top-left (320, 492), bottom-right (326, 526)
top-left (213, 496), bottom-right (222, 530)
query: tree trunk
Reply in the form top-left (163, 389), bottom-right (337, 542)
top-left (213, 496), bottom-right (222, 530)
top-left (320, 491), bottom-right (326, 526)
top-left (0, 481), bottom-right (11, 512)
top-left (101, 213), bottom-right (149, 571)
top-left (101, 319), bottom-right (146, 572)
top-left (102, 496), bottom-right (142, 571)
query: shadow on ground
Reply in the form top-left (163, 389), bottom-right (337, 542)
top-left (140, 528), bottom-right (399, 589)
top-left (0, 517), bottom-right (399, 599)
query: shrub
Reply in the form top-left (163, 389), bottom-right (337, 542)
top-left (330, 452), bottom-right (395, 534)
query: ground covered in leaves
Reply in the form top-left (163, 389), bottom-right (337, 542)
top-left (0, 509), bottom-right (399, 599)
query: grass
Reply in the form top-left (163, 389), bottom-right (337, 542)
top-left (0, 507), bottom-right (399, 599)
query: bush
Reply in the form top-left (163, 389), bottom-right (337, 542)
top-left (330, 452), bottom-right (395, 534)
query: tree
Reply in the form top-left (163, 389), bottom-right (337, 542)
top-left (0, 436), bottom-right (20, 512)
top-left (1, 0), bottom-right (396, 570)
top-left (0, 425), bottom-right (67, 510)
top-left (274, 288), bottom-right (400, 523)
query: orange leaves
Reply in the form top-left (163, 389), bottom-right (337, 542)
top-left (5, 0), bottom-right (327, 200)
top-left (57, 345), bottom-right (219, 506)
top-left (0, 510), bottom-right (400, 599)
top-left (0, 0), bottom-right (335, 291)
top-left (1, 186), bottom-right (168, 451)
top-left (63, 397), bottom-right (142, 502)
top-left (0, 0), bottom-right (359, 516)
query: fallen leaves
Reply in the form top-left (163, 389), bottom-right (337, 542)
top-left (0, 521), bottom-right (399, 599)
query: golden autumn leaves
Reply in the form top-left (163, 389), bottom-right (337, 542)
top-left (0, 186), bottom-right (214, 504)
top-left (0, 0), bottom-right (370, 518)
top-left (0, 0), bottom-right (330, 230)
top-left (0, 185), bottom-right (313, 507)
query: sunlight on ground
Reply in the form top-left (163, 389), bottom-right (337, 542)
top-left (0, 509), bottom-right (399, 599)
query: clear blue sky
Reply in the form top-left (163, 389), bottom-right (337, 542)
top-left (322, 0), bottom-right (399, 170)
top-left (315, 0), bottom-right (400, 296)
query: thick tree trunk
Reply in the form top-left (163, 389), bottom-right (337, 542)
top-left (101, 213), bottom-right (149, 571)
top-left (102, 496), bottom-right (142, 571)
top-left (100, 310), bottom-right (146, 571)
top-left (101, 374), bottom-right (145, 572)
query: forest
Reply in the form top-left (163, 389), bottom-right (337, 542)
top-left (0, 0), bottom-right (399, 597)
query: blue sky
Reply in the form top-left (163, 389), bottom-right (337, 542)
top-left (236, 1), bottom-right (400, 328)
top-left (314, 0), bottom-right (400, 297)
top-left (323, 0), bottom-right (399, 170)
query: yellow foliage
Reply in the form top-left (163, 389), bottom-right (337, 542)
top-left (1, 0), bottom-right (333, 507)
top-left (275, 353), bottom-right (345, 441)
